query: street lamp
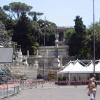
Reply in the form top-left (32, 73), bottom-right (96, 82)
top-left (93, 0), bottom-right (95, 74)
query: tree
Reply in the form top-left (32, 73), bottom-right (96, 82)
top-left (0, 21), bottom-right (11, 47)
top-left (3, 2), bottom-right (32, 20)
top-left (31, 21), bottom-right (42, 46)
top-left (12, 12), bottom-right (34, 55)
top-left (64, 27), bottom-right (75, 44)
top-left (28, 11), bottom-right (43, 21)
top-left (68, 16), bottom-right (86, 59)
top-left (0, 7), bottom-right (8, 22)
top-left (87, 22), bottom-right (100, 59)
top-left (74, 16), bottom-right (86, 34)
top-left (0, 7), bottom-right (15, 37)
top-left (38, 20), bottom-right (56, 46)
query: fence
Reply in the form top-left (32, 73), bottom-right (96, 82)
top-left (0, 82), bottom-right (20, 99)
top-left (19, 79), bottom-right (58, 89)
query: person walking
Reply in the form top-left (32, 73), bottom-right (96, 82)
top-left (88, 75), bottom-right (97, 100)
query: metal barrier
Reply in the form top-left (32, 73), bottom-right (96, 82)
top-left (55, 80), bottom-right (89, 85)
top-left (20, 79), bottom-right (43, 89)
top-left (19, 79), bottom-right (57, 89)
top-left (0, 83), bottom-right (20, 99)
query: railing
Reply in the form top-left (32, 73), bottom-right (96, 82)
top-left (0, 81), bottom-right (20, 99)
top-left (55, 80), bottom-right (89, 85)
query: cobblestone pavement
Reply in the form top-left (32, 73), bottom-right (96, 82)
top-left (3, 83), bottom-right (100, 100)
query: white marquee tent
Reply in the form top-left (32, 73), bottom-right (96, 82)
top-left (59, 61), bottom-right (74, 73)
top-left (71, 61), bottom-right (87, 73)
top-left (57, 60), bottom-right (90, 81)
top-left (95, 61), bottom-right (100, 73)
top-left (58, 60), bottom-right (87, 74)
top-left (58, 60), bottom-right (100, 74)
top-left (57, 60), bottom-right (100, 82)
top-left (85, 62), bottom-right (94, 73)
top-left (85, 61), bottom-right (100, 73)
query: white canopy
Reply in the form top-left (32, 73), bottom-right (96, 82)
top-left (95, 61), bottom-right (100, 73)
top-left (71, 61), bottom-right (87, 73)
top-left (59, 61), bottom-right (74, 73)
top-left (58, 60), bottom-right (100, 74)
top-left (85, 62), bottom-right (94, 73)
top-left (86, 61), bottom-right (100, 73)
top-left (58, 60), bottom-right (87, 73)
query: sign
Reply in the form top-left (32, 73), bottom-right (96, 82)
top-left (0, 48), bottom-right (13, 63)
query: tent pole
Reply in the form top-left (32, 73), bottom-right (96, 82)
top-left (68, 72), bottom-right (70, 85)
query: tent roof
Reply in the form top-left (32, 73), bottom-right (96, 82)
top-left (58, 60), bottom-right (100, 74)
top-left (58, 60), bottom-right (87, 73)
top-left (59, 61), bottom-right (74, 73)
top-left (95, 61), bottom-right (100, 73)
top-left (71, 61), bottom-right (87, 73)
top-left (85, 62), bottom-right (94, 73)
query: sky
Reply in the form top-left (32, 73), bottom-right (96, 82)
top-left (0, 0), bottom-right (100, 27)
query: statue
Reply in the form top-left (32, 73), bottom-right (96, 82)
top-left (17, 49), bottom-right (23, 63)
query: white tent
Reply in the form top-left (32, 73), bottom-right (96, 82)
top-left (57, 60), bottom-right (90, 82)
top-left (85, 62), bottom-right (94, 73)
top-left (58, 60), bottom-right (100, 74)
top-left (85, 61), bottom-right (100, 73)
top-left (58, 60), bottom-right (87, 73)
top-left (95, 61), bottom-right (100, 73)
top-left (57, 60), bottom-right (100, 83)
top-left (58, 61), bottom-right (74, 73)
top-left (71, 61), bottom-right (87, 73)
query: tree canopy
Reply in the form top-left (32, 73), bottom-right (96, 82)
top-left (3, 2), bottom-right (32, 19)
top-left (1, 1), bottom-right (100, 59)
top-left (12, 12), bottom-right (33, 54)
top-left (28, 11), bottom-right (43, 21)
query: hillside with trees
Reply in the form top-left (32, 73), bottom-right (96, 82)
top-left (0, 2), bottom-right (100, 59)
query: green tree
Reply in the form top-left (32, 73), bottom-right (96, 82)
top-left (31, 21), bottom-right (41, 42)
top-left (0, 21), bottom-right (11, 47)
top-left (12, 12), bottom-right (34, 55)
top-left (0, 7), bottom-right (8, 22)
top-left (64, 27), bottom-right (75, 44)
top-left (38, 20), bottom-right (56, 46)
top-left (28, 11), bottom-right (43, 21)
top-left (68, 16), bottom-right (86, 59)
top-left (87, 22), bottom-right (100, 59)
top-left (0, 7), bottom-right (15, 37)
top-left (3, 2), bottom-right (32, 19)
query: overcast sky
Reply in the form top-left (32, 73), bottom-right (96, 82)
top-left (0, 0), bottom-right (100, 27)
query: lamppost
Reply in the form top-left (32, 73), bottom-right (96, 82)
top-left (93, 0), bottom-right (95, 74)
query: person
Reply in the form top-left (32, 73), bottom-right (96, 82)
top-left (87, 74), bottom-right (97, 100)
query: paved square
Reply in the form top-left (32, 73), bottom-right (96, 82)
top-left (4, 84), bottom-right (100, 100)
